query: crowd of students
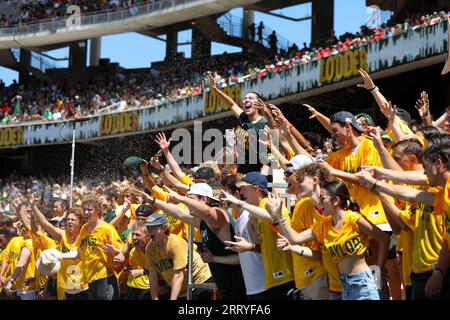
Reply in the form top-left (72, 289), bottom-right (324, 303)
top-left (1, 8), bottom-right (448, 126)
top-left (0, 68), bottom-right (449, 300)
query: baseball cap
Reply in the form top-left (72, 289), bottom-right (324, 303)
top-left (187, 183), bottom-right (220, 202)
top-left (194, 167), bottom-right (215, 180)
top-left (135, 204), bottom-right (153, 218)
top-left (330, 111), bottom-right (363, 132)
top-left (145, 213), bottom-right (168, 227)
top-left (236, 171), bottom-right (269, 194)
top-left (286, 154), bottom-right (314, 171)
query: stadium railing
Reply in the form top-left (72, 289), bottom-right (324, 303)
top-left (0, 0), bottom-right (199, 36)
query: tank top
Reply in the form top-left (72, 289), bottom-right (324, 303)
top-left (199, 214), bottom-right (245, 295)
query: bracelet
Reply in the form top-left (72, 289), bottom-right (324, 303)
top-left (370, 180), bottom-right (379, 193)
top-left (272, 218), bottom-right (286, 226)
top-left (370, 86), bottom-right (379, 93)
top-left (151, 197), bottom-right (156, 205)
top-left (237, 201), bottom-right (243, 209)
top-left (288, 123), bottom-right (294, 130)
top-left (299, 248), bottom-right (304, 256)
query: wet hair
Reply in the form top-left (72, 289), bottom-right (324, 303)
top-left (220, 173), bottom-right (244, 195)
top-left (425, 133), bottom-right (450, 149)
top-left (296, 163), bottom-right (331, 187)
top-left (415, 126), bottom-right (441, 140)
top-left (322, 180), bottom-right (360, 212)
top-left (81, 194), bottom-right (104, 217)
top-left (391, 139), bottom-right (424, 161)
top-left (246, 91), bottom-right (263, 100)
top-left (423, 144), bottom-right (450, 170)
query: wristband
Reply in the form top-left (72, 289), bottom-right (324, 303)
top-left (370, 86), bottom-right (379, 93)
top-left (370, 180), bottom-right (379, 193)
top-left (272, 218), bottom-right (286, 226)
top-left (237, 201), bottom-right (243, 209)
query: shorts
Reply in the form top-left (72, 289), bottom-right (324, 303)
top-left (339, 270), bottom-right (380, 300)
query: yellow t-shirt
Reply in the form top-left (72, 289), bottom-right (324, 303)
top-left (286, 147), bottom-right (295, 161)
top-left (14, 239), bottom-right (36, 291)
top-left (320, 245), bottom-right (342, 293)
top-left (75, 221), bottom-right (124, 284)
top-left (258, 198), bottom-right (294, 289)
top-left (290, 198), bottom-right (327, 288)
top-left (326, 136), bottom-right (388, 225)
top-left (311, 211), bottom-right (370, 263)
top-left (387, 117), bottom-right (426, 147)
top-left (127, 247), bottom-right (150, 290)
top-left (144, 234), bottom-right (211, 297)
top-left (1, 237), bottom-right (25, 289)
top-left (30, 231), bottom-right (57, 291)
top-left (399, 187), bottom-right (444, 274)
top-left (58, 230), bottom-right (88, 299)
top-left (180, 172), bottom-right (194, 186)
top-left (434, 177), bottom-right (450, 250)
top-left (398, 229), bottom-right (413, 286)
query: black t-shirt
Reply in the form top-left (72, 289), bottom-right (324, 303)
top-left (235, 112), bottom-right (269, 174)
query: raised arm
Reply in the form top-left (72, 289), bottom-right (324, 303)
top-left (207, 75), bottom-right (242, 118)
top-left (220, 190), bottom-right (273, 223)
top-left (276, 233), bottom-right (322, 261)
top-left (367, 127), bottom-right (403, 171)
top-left (303, 104), bottom-right (332, 133)
top-left (356, 171), bottom-right (436, 206)
top-left (130, 188), bottom-right (200, 227)
top-left (376, 192), bottom-right (408, 234)
top-left (415, 91), bottom-right (433, 126)
top-left (265, 193), bottom-right (317, 244)
top-left (155, 132), bottom-right (183, 180)
top-left (361, 165), bottom-right (428, 185)
top-left (29, 199), bottom-right (64, 242)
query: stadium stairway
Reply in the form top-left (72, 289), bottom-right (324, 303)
top-left (0, 48), bottom-right (52, 82)
top-left (194, 14), bottom-right (272, 55)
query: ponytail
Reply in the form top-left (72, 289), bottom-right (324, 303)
top-left (344, 198), bottom-right (360, 212)
top-left (322, 181), bottom-right (360, 212)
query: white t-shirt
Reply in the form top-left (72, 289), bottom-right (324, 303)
top-left (235, 211), bottom-right (266, 295)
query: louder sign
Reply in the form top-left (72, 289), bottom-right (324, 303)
top-left (100, 111), bottom-right (139, 136)
top-left (320, 49), bottom-right (368, 84)
top-left (205, 85), bottom-right (241, 114)
top-left (0, 127), bottom-right (25, 147)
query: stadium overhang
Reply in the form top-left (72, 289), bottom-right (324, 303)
top-left (0, 0), bottom-right (261, 49)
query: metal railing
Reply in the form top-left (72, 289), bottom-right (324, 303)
top-left (217, 13), bottom-right (293, 52)
top-left (30, 51), bottom-right (60, 72)
top-left (0, 0), bottom-right (200, 36)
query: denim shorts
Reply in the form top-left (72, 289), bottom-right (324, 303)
top-left (339, 270), bottom-right (380, 300)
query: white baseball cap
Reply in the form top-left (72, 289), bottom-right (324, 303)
top-left (287, 154), bottom-right (314, 170)
top-left (187, 183), bottom-right (220, 202)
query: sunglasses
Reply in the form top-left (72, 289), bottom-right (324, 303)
top-left (284, 171), bottom-right (295, 177)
